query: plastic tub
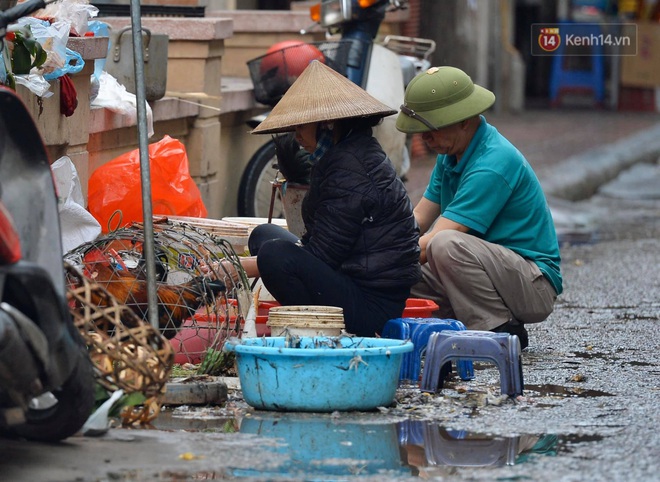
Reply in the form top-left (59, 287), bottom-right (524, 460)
top-left (267, 305), bottom-right (344, 337)
top-left (224, 336), bottom-right (413, 412)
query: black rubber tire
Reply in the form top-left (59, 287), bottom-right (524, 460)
top-left (237, 140), bottom-right (285, 218)
top-left (13, 345), bottom-right (95, 442)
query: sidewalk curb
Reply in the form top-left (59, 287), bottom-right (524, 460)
top-left (540, 123), bottom-right (660, 201)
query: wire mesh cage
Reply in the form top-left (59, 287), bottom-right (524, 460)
top-left (248, 40), bottom-right (352, 106)
top-left (64, 217), bottom-right (251, 366)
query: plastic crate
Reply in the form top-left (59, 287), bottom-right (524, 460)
top-left (247, 40), bottom-right (352, 106)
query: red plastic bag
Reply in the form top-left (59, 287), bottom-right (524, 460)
top-left (88, 135), bottom-right (207, 232)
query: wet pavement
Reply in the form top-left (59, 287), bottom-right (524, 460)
top-left (404, 108), bottom-right (660, 206)
top-left (2, 108), bottom-right (660, 481)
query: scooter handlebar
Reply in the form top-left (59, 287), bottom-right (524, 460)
top-left (0, 0), bottom-right (47, 32)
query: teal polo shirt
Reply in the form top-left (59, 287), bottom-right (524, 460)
top-left (424, 116), bottom-right (563, 295)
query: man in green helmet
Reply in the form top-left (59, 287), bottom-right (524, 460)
top-left (396, 66), bottom-right (562, 350)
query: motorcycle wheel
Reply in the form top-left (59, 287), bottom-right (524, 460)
top-left (12, 344), bottom-right (95, 442)
top-left (237, 140), bottom-right (285, 218)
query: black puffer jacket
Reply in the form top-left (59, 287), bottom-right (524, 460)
top-left (300, 128), bottom-right (421, 289)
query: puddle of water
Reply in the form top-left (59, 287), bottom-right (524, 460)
top-left (153, 412), bottom-right (603, 479)
top-left (154, 412), bottom-right (238, 433)
top-left (557, 230), bottom-right (595, 246)
top-left (525, 384), bottom-right (614, 397)
top-left (624, 361), bottom-right (655, 367)
top-left (571, 351), bottom-right (613, 360)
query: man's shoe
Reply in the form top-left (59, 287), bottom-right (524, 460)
top-left (493, 320), bottom-right (529, 350)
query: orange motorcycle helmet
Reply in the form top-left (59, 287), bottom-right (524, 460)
top-left (259, 40), bottom-right (325, 83)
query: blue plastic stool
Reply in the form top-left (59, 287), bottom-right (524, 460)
top-left (409, 321), bottom-right (475, 382)
top-left (549, 21), bottom-right (605, 106)
top-left (382, 318), bottom-right (413, 381)
top-left (421, 331), bottom-right (524, 396)
top-left (382, 318), bottom-right (474, 383)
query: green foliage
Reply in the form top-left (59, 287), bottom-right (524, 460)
top-left (221, 420), bottom-right (238, 433)
top-left (93, 383), bottom-right (148, 419)
top-left (196, 349), bottom-right (236, 376)
top-left (170, 364), bottom-right (198, 378)
top-left (7, 25), bottom-right (47, 75)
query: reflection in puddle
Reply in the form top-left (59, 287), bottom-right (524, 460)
top-left (155, 412), bottom-right (602, 479)
top-left (398, 420), bottom-right (558, 472)
top-left (235, 415), bottom-right (405, 479)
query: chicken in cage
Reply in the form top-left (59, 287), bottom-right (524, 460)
top-left (64, 218), bottom-right (251, 364)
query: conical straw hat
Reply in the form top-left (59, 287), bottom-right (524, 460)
top-left (251, 60), bottom-right (397, 135)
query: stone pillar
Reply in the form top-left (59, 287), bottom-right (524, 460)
top-left (100, 17), bottom-right (233, 219)
top-left (16, 37), bottom-right (109, 200)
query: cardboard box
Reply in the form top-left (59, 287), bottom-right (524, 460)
top-left (621, 22), bottom-right (660, 88)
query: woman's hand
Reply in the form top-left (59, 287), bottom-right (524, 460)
top-left (219, 259), bottom-right (242, 287)
top-left (199, 257), bottom-right (259, 290)
top-left (218, 256), bottom-right (260, 288)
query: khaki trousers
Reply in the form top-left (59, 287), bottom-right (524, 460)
top-left (410, 231), bottom-right (557, 331)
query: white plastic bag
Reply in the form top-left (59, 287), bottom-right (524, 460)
top-left (16, 18), bottom-right (70, 75)
top-left (91, 71), bottom-right (154, 137)
top-left (51, 155), bottom-right (101, 253)
top-left (37, 0), bottom-right (99, 37)
top-left (14, 72), bottom-right (53, 97)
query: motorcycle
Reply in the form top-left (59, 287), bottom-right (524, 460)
top-left (0, 0), bottom-right (95, 441)
top-left (237, 0), bottom-right (435, 218)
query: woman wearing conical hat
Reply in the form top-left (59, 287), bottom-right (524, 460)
top-left (235, 60), bottom-right (421, 337)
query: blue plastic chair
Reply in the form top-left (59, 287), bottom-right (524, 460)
top-left (549, 21), bottom-right (605, 106)
top-left (382, 318), bottom-right (475, 384)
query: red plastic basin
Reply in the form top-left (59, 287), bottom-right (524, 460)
top-left (170, 300), bottom-right (276, 364)
top-left (402, 298), bottom-right (439, 318)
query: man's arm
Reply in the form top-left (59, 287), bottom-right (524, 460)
top-left (414, 197), bottom-right (469, 264)
top-left (413, 197), bottom-right (442, 235)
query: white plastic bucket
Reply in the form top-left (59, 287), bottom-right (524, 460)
top-left (279, 183), bottom-right (308, 239)
top-left (267, 305), bottom-right (344, 337)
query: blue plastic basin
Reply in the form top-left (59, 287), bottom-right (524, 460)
top-left (225, 336), bottom-right (413, 412)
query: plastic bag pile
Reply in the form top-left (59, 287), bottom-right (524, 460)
top-left (0, 0), bottom-right (99, 97)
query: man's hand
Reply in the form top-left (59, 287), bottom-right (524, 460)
top-left (417, 216), bottom-right (469, 265)
top-left (419, 233), bottom-right (432, 264)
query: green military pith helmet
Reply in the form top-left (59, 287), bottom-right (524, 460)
top-left (396, 66), bottom-right (496, 133)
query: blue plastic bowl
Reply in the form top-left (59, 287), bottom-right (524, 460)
top-left (225, 336), bottom-right (413, 412)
